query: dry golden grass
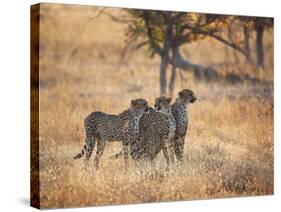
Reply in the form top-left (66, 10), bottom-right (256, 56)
top-left (37, 4), bottom-right (273, 208)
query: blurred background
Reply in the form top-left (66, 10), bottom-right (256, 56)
top-left (38, 3), bottom-right (273, 99)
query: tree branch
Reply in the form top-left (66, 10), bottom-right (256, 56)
top-left (195, 30), bottom-right (246, 56)
top-left (136, 40), bottom-right (149, 49)
top-left (102, 10), bottom-right (132, 23)
top-left (177, 23), bottom-right (246, 56)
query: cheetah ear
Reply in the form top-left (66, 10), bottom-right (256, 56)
top-left (178, 91), bottom-right (184, 98)
top-left (167, 97), bottom-right (172, 103)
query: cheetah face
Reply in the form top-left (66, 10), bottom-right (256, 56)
top-left (154, 96), bottom-right (172, 115)
top-left (178, 89), bottom-right (196, 104)
top-left (131, 98), bottom-right (149, 115)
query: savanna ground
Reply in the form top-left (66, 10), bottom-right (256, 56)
top-left (37, 4), bottom-right (273, 208)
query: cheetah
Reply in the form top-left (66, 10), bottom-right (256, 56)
top-left (73, 98), bottom-right (149, 170)
top-left (130, 96), bottom-right (176, 170)
top-left (111, 90), bottom-right (196, 166)
top-left (171, 89), bottom-right (196, 163)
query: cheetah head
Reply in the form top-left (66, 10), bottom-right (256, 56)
top-left (178, 89), bottom-right (196, 104)
top-left (154, 96), bottom-right (172, 115)
top-left (130, 98), bottom-right (149, 115)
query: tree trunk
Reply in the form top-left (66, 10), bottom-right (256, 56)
top-left (159, 12), bottom-right (172, 96)
top-left (169, 48), bottom-right (177, 97)
top-left (160, 54), bottom-right (168, 95)
top-left (243, 26), bottom-right (252, 64)
top-left (256, 24), bottom-right (264, 68)
top-left (228, 27), bottom-right (240, 64)
top-left (168, 18), bottom-right (176, 97)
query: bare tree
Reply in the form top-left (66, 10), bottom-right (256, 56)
top-left (123, 11), bottom-right (247, 95)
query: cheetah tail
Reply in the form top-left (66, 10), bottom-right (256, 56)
top-left (108, 150), bottom-right (123, 160)
top-left (73, 144), bottom-right (87, 160)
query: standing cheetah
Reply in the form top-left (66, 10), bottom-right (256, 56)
top-left (171, 89), bottom-right (196, 163)
top-left (130, 96), bottom-right (176, 170)
top-left (73, 98), bottom-right (149, 170)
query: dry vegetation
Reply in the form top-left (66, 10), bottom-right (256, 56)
top-left (37, 4), bottom-right (273, 208)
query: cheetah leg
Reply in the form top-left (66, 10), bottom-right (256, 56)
top-left (85, 137), bottom-right (96, 161)
top-left (94, 140), bottom-right (106, 170)
top-left (168, 143), bottom-right (175, 164)
top-left (174, 137), bottom-right (185, 163)
top-left (161, 140), bottom-right (170, 171)
top-left (122, 143), bottom-right (129, 171)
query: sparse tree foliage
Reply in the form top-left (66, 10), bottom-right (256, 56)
top-left (119, 10), bottom-right (273, 95)
top-left (122, 11), bottom-right (229, 95)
